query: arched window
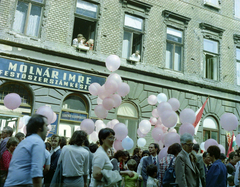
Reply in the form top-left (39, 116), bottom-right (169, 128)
top-left (117, 102), bottom-right (138, 151)
top-left (0, 82), bottom-right (32, 135)
top-left (203, 116), bottom-right (219, 142)
top-left (59, 94), bottom-right (88, 138)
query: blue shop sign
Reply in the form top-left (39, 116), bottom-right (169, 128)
top-left (61, 111), bottom-right (87, 122)
top-left (0, 57), bottom-right (105, 92)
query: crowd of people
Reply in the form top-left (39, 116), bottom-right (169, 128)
top-left (0, 114), bottom-right (239, 187)
top-left (72, 34), bottom-right (94, 50)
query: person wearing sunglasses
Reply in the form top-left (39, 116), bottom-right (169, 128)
top-left (175, 133), bottom-right (202, 187)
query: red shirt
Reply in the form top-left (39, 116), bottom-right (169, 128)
top-left (0, 150), bottom-right (12, 171)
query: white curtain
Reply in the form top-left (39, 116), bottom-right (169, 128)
top-left (117, 103), bottom-right (138, 118)
top-left (26, 5), bottom-right (41, 37)
top-left (237, 48), bottom-right (240, 60)
top-left (165, 43), bottom-right (172, 69)
top-left (174, 46), bottom-right (182, 71)
top-left (237, 62), bottom-right (240, 85)
top-left (124, 14), bottom-right (143, 31)
top-left (122, 31), bottom-right (132, 58)
top-left (12, 1), bottom-right (28, 34)
top-left (236, 0), bottom-right (240, 18)
top-left (206, 55), bottom-right (218, 80)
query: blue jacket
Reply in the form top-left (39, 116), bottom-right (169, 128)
top-left (206, 159), bottom-right (227, 187)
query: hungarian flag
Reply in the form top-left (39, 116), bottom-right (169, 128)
top-left (194, 98), bottom-right (209, 135)
top-left (227, 131), bottom-right (235, 157)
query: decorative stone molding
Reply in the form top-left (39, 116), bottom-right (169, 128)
top-left (200, 23), bottom-right (225, 38)
top-left (162, 10), bottom-right (191, 26)
top-left (122, 0), bottom-right (152, 15)
top-left (233, 34), bottom-right (240, 44)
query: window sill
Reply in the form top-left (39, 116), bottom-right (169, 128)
top-left (126, 58), bottom-right (140, 65)
top-left (202, 77), bottom-right (219, 83)
top-left (204, 2), bottom-right (221, 10)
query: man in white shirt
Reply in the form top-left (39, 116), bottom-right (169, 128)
top-left (72, 34), bottom-right (83, 47)
top-left (142, 143), bottom-right (160, 187)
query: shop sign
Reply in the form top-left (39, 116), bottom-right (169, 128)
top-left (0, 57), bottom-right (105, 92)
top-left (61, 111), bottom-right (87, 122)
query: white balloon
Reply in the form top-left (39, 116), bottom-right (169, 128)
top-left (139, 120), bottom-right (151, 134)
top-left (137, 138), bottom-right (146, 147)
top-left (89, 131), bottom-right (98, 142)
top-left (157, 93), bottom-right (168, 103)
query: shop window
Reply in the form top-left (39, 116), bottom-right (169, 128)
top-left (235, 0), bottom-right (240, 18)
top-left (166, 27), bottom-right (183, 71)
top-left (122, 14), bottom-right (144, 62)
top-left (12, 0), bottom-right (44, 37)
top-left (203, 116), bottom-right (219, 142)
top-left (72, 0), bottom-right (98, 50)
top-left (236, 48), bottom-right (240, 85)
top-left (117, 102), bottom-right (138, 152)
top-left (59, 94), bottom-right (88, 138)
top-left (204, 39), bottom-right (219, 80)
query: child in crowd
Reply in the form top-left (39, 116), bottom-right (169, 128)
top-left (122, 159), bottom-right (141, 187)
top-left (147, 164), bottom-right (159, 187)
top-left (227, 175), bottom-right (234, 187)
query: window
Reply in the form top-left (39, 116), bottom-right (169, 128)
top-left (117, 102), bottom-right (138, 152)
top-left (72, 0), bottom-right (98, 49)
top-left (12, 0), bottom-right (44, 37)
top-left (203, 116), bottom-right (219, 142)
top-left (235, 0), bottom-right (240, 18)
top-left (166, 27), bottom-right (183, 71)
top-left (122, 14), bottom-right (144, 61)
top-left (203, 39), bottom-right (219, 80)
top-left (236, 48), bottom-right (240, 85)
top-left (204, 0), bottom-right (220, 9)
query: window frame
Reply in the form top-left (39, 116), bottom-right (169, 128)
top-left (236, 47), bottom-right (240, 85)
top-left (122, 13), bottom-right (145, 61)
top-left (235, 0), bottom-right (240, 18)
top-left (203, 0), bottom-right (221, 9)
top-left (165, 27), bottom-right (184, 72)
top-left (203, 38), bottom-right (220, 81)
top-left (12, 0), bottom-right (45, 38)
top-left (202, 115), bottom-right (219, 143)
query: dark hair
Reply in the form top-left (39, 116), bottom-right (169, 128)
top-left (84, 138), bottom-right (90, 147)
top-left (98, 128), bottom-right (115, 145)
top-left (113, 150), bottom-right (127, 160)
top-left (219, 153), bottom-right (226, 160)
top-left (207, 145), bottom-right (220, 159)
top-left (150, 143), bottom-right (160, 154)
top-left (3, 126), bottom-right (13, 136)
top-left (142, 150), bottom-right (150, 157)
top-left (6, 137), bottom-right (19, 148)
top-left (60, 136), bottom-right (67, 149)
top-left (127, 159), bottom-right (137, 171)
top-left (227, 175), bottom-right (234, 183)
top-left (133, 147), bottom-right (140, 156)
top-left (45, 142), bottom-right (51, 150)
top-left (51, 134), bottom-right (60, 141)
top-left (69, 130), bottom-right (87, 146)
top-left (124, 151), bottom-right (130, 162)
top-left (226, 164), bottom-right (234, 174)
top-left (15, 132), bottom-right (25, 140)
top-left (203, 152), bottom-right (208, 158)
top-left (147, 164), bottom-right (157, 177)
top-left (229, 152), bottom-right (235, 160)
top-left (167, 143), bottom-right (182, 156)
top-left (193, 144), bottom-right (200, 152)
top-left (89, 143), bottom-right (98, 153)
top-left (26, 114), bottom-right (47, 137)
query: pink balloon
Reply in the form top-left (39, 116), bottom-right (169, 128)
top-left (114, 140), bottom-right (124, 150)
top-left (111, 94), bottom-right (122, 108)
top-left (117, 83), bottom-right (130, 97)
top-left (236, 134), bottom-right (240, 146)
top-left (95, 120), bottom-right (106, 132)
top-left (158, 140), bottom-right (164, 149)
top-left (36, 106), bottom-right (54, 124)
top-left (105, 80), bottom-right (118, 94)
top-left (111, 119), bottom-right (119, 128)
top-left (156, 124), bottom-right (168, 133)
top-left (4, 93), bottom-right (21, 110)
top-left (81, 119), bottom-right (95, 135)
top-left (158, 147), bottom-right (168, 161)
top-left (139, 120), bottom-right (151, 134)
top-left (180, 108), bottom-right (196, 124)
top-left (168, 98), bottom-right (180, 111)
top-left (18, 118), bottom-right (24, 129)
top-left (151, 127), bottom-right (163, 141)
top-left (137, 128), bottom-right (147, 138)
top-left (89, 83), bottom-right (101, 96)
top-left (148, 95), bottom-right (158, 105)
top-left (164, 132), bottom-right (180, 147)
top-left (107, 73), bottom-right (122, 86)
top-left (150, 117), bottom-right (157, 125)
top-left (102, 97), bottom-right (115, 110)
top-left (94, 104), bottom-right (108, 119)
top-left (218, 144), bottom-right (225, 154)
top-left (105, 55), bottom-right (121, 72)
top-left (204, 139), bottom-right (218, 150)
top-left (179, 123), bottom-right (195, 136)
top-left (106, 121), bottom-right (112, 128)
top-left (161, 111), bottom-right (178, 128)
top-left (157, 102), bottom-right (172, 117)
top-left (97, 97), bottom-right (103, 105)
top-left (98, 85), bottom-right (112, 100)
top-left (51, 112), bottom-right (57, 123)
top-left (90, 131), bottom-right (98, 142)
top-left (113, 123), bottom-right (128, 140)
top-left (220, 113), bottom-right (238, 131)
top-left (168, 128), bottom-right (177, 133)
top-left (152, 109), bottom-right (159, 118)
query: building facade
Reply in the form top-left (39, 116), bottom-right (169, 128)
top-left (1, 0), bottom-right (240, 149)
